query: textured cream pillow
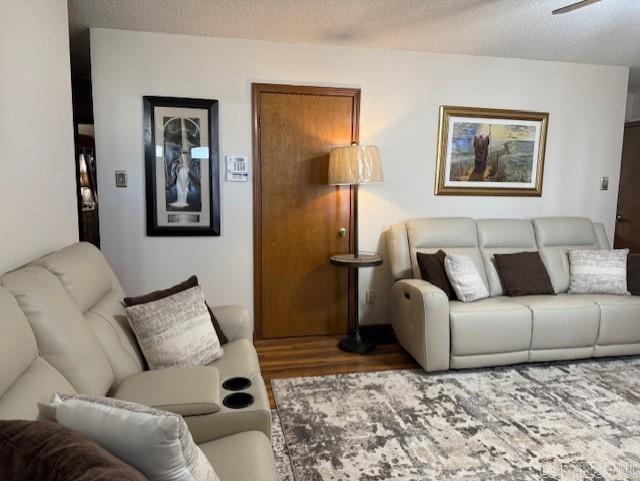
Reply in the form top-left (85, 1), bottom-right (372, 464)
top-left (125, 285), bottom-right (222, 369)
top-left (444, 254), bottom-right (489, 302)
top-left (568, 249), bottom-right (629, 295)
top-left (44, 393), bottom-right (219, 481)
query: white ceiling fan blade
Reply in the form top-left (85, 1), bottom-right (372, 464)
top-left (552, 0), bottom-right (603, 14)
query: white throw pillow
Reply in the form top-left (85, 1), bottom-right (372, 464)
top-left (44, 393), bottom-right (219, 481)
top-left (568, 249), bottom-right (630, 295)
top-left (125, 285), bottom-right (223, 369)
top-left (444, 254), bottom-right (489, 302)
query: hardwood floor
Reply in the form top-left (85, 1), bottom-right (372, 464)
top-left (255, 335), bottom-right (418, 409)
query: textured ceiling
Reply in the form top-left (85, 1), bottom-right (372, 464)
top-left (68, 0), bottom-right (640, 91)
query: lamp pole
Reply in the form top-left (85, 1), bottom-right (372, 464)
top-left (353, 183), bottom-right (359, 258)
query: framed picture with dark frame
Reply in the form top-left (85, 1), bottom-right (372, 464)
top-left (143, 96), bottom-right (220, 236)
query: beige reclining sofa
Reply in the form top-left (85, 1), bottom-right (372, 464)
top-left (388, 217), bottom-right (640, 372)
top-left (0, 242), bottom-right (277, 481)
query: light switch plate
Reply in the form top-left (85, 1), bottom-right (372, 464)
top-left (115, 170), bottom-right (128, 188)
top-left (600, 176), bottom-right (609, 191)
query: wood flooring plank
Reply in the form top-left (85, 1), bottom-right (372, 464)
top-left (256, 336), bottom-right (418, 409)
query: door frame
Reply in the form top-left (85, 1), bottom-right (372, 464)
top-left (252, 83), bottom-right (361, 340)
top-left (614, 119), bottom-right (640, 250)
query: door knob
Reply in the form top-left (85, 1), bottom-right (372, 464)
top-left (616, 215), bottom-right (627, 222)
top-left (338, 227), bottom-right (348, 238)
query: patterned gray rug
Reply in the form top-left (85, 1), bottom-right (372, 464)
top-left (271, 358), bottom-right (640, 480)
top-left (272, 410), bottom-right (295, 481)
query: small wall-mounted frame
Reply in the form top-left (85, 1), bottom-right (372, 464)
top-left (115, 170), bottom-right (128, 188)
top-left (225, 155), bottom-right (249, 182)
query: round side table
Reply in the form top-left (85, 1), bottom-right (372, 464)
top-left (329, 253), bottom-right (383, 354)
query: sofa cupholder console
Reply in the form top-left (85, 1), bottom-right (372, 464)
top-left (222, 376), bottom-right (252, 391)
top-left (223, 392), bottom-right (255, 409)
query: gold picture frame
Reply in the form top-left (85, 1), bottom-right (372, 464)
top-left (435, 106), bottom-right (548, 196)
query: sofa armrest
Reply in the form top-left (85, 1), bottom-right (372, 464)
top-left (184, 376), bottom-right (271, 444)
top-left (390, 279), bottom-right (450, 372)
top-left (113, 366), bottom-right (220, 416)
top-left (209, 305), bottom-right (253, 342)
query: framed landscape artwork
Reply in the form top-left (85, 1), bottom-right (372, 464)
top-left (143, 96), bottom-right (220, 236)
top-left (435, 106), bottom-right (549, 196)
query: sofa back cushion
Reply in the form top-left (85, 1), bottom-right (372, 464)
top-left (406, 218), bottom-right (489, 291)
top-left (477, 219), bottom-right (539, 296)
top-left (0, 287), bottom-right (75, 420)
top-left (32, 243), bottom-right (112, 313)
top-left (32, 243), bottom-right (144, 388)
top-left (532, 217), bottom-right (602, 293)
top-left (1, 266), bottom-right (113, 396)
top-left (387, 223), bottom-right (413, 281)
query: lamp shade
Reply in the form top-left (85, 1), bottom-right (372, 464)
top-left (328, 145), bottom-right (383, 185)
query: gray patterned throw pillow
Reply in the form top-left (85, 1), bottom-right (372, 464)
top-left (126, 285), bottom-right (223, 369)
top-left (444, 254), bottom-right (489, 302)
top-left (44, 393), bottom-right (218, 481)
top-left (568, 249), bottom-right (630, 295)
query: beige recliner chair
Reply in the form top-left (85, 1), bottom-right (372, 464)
top-left (0, 242), bottom-right (277, 481)
top-left (388, 217), bottom-right (640, 372)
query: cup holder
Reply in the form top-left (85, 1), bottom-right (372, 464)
top-left (223, 392), bottom-right (254, 410)
top-left (222, 377), bottom-right (252, 391)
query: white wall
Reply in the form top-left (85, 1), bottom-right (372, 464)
top-left (0, 0), bottom-right (77, 274)
top-left (627, 92), bottom-right (640, 121)
top-left (91, 28), bottom-right (628, 325)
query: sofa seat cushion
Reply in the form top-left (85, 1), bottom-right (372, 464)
top-left (199, 431), bottom-right (278, 481)
top-left (209, 339), bottom-right (260, 379)
top-left (511, 295), bottom-right (600, 350)
top-left (113, 366), bottom-right (220, 417)
top-left (576, 294), bottom-right (640, 346)
top-left (450, 298), bottom-right (532, 356)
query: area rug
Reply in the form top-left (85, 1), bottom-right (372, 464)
top-left (271, 358), bottom-right (640, 481)
top-left (272, 410), bottom-right (295, 481)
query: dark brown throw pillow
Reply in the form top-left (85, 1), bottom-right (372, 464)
top-left (123, 275), bottom-right (229, 345)
top-left (0, 420), bottom-right (149, 481)
top-left (493, 251), bottom-right (554, 296)
top-left (416, 250), bottom-right (457, 300)
top-left (628, 253), bottom-right (640, 296)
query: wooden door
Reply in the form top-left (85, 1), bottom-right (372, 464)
top-left (614, 121), bottom-right (640, 252)
top-left (253, 84), bottom-right (360, 339)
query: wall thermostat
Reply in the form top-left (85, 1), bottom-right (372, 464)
top-left (225, 156), bottom-right (249, 182)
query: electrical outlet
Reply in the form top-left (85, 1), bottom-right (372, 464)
top-left (365, 288), bottom-right (375, 304)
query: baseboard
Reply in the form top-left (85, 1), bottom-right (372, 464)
top-left (360, 323), bottom-right (396, 345)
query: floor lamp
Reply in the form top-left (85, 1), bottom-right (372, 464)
top-left (328, 144), bottom-right (383, 353)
